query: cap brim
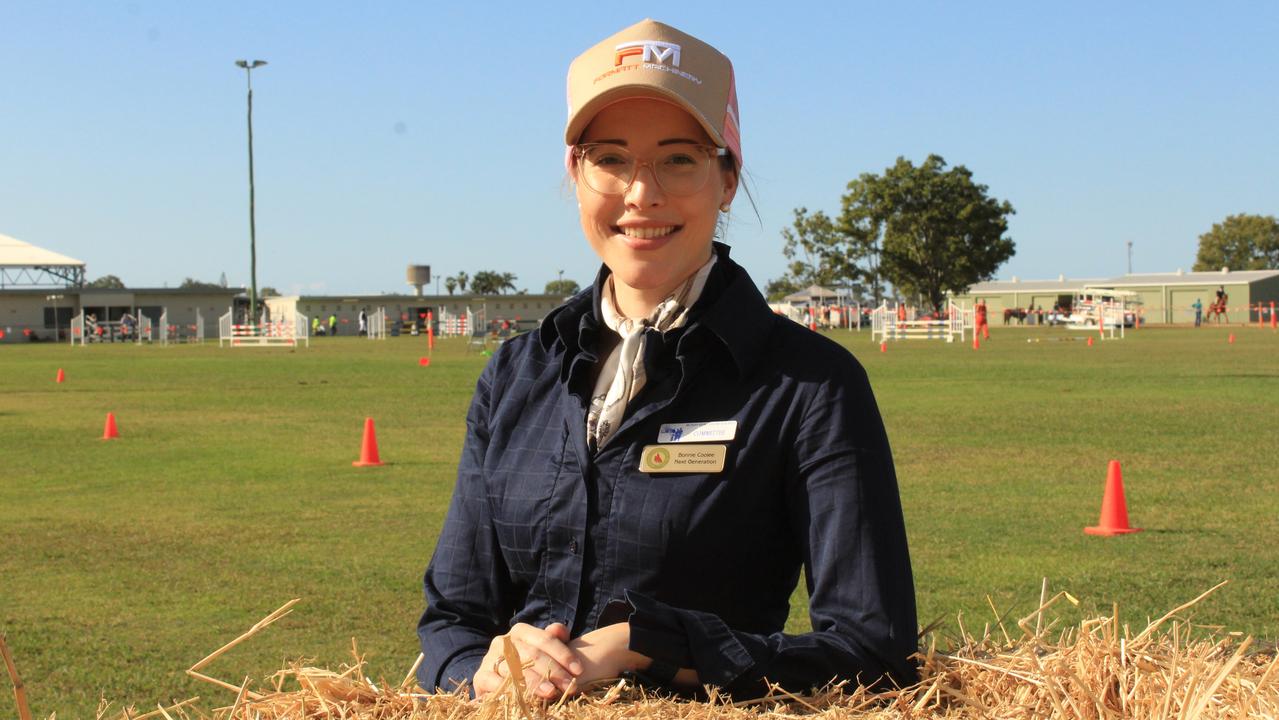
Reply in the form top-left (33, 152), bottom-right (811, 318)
top-left (565, 84), bottom-right (725, 149)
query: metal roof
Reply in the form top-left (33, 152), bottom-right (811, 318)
top-left (1105, 269), bottom-right (1279, 286)
top-left (964, 277), bottom-right (1108, 294)
top-left (0, 233), bottom-right (85, 267)
top-left (964, 268), bottom-right (1279, 294)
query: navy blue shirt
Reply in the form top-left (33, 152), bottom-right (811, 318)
top-left (417, 244), bottom-right (916, 697)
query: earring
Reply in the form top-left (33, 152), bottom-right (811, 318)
top-left (719, 203), bottom-right (731, 213)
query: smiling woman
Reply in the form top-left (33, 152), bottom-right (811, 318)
top-left (416, 18), bottom-right (917, 702)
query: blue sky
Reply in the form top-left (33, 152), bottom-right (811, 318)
top-left (2, 1), bottom-right (1275, 295)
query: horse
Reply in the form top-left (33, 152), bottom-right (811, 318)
top-left (1205, 294), bottom-right (1229, 324)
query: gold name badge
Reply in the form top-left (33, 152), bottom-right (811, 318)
top-left (639, 444), bottom-right (726, 473)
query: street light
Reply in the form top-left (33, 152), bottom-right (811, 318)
top-left (46, 294), bottom-right (64, 341)
top-left (235, 58), bottom-right (267, 325)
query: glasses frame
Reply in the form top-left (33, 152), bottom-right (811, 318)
top-left (572, 142), bottom-right (728, 197)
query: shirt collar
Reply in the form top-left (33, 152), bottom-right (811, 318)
top-left (539, 242), bottom-right (773, 377)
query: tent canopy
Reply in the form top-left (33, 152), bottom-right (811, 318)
top-left (0, 233), bottom-right (86, 287)
top-left (782, 284), bottom-right (842, 303)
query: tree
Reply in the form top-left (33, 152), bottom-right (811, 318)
top-left (470, 270), bottom-right (518, 295)
top-left (1193, 214), bottom-right (1279, 271)
top-left (763, 277), bottom-right (803, 301)
top-left (544, 278), bottom-right (581, 296)
top-left (87, 275), bottom-right (126, 289)
top-left (765, 207), bottom-right (864, 303)
top-left (449, 272), bottom-right (469, 294)
top-left (444, 277), bottom-right (458, 295)
top-left (179, 277), bottom-right (224, 290)
top-left (840, 155), bottom-right (1015, 313)
top-left (260, 286), bottom-right (280, 297)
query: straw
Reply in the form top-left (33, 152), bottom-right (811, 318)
top-left (72, 583), bottom-right (1277, 719)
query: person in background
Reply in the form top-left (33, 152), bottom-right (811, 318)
top-left (329, 313), bottom-right (338, 336)
top-left (359, 309), bottom-right (369, 336)
top-left (1193, 298), bottom-right (1203, 327)
top-left (417, 18), bottom-right (916, 703)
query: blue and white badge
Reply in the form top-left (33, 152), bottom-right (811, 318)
top-left (657, 420), bottom-right (737, 444)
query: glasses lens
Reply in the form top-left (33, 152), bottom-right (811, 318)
top-left (580, 145), bottom-right (634, 195)
top-left (654, 149), bottom-right (713, 195)
top-left (577, 144), bottom-right (717, 196)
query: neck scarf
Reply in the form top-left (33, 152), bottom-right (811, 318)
top-left (586, 255), bottom-right (717, 450)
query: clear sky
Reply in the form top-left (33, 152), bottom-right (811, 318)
top-left (2, 1), bottom-right (1275, 296)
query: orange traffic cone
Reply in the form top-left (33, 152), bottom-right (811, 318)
top-left (1228, 333), bottom-right (1235, 344)
top-left (102, 412), bottom-right (119, 440)
top-left (1087, 336), bottom-right (1094, 347)
top-left (352, 417), bottom-right (383, 467)
top-left (880, 341), bottom-right (887, 353)
top-left (1084, 460), bottom-right (1141, 535)
top-left (419, 357), bottom-right (430, 367)
top-left (56, 368), bottom-right (65, 383)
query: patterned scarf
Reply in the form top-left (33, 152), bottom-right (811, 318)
top-left (586, 255), bottom-right (717, 451)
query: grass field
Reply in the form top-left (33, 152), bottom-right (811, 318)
top-left (2, 325), bottom-right (1277, 717)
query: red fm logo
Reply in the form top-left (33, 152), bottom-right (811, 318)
top-left (614, 40), bottom-right (681, 67)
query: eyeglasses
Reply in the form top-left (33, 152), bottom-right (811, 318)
top-left (573, 143), bottom-right (726, 197)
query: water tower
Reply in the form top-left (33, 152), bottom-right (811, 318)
top-left (406, 265), bottom-right (431, 296)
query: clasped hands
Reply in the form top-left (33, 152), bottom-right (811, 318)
top-left (473, 621), bottom-right (646, 699)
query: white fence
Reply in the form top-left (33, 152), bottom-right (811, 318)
top-left (220, 310), bottom-right (310, 347)
top-left (367, 308), bottom-right (386, 340)
top-left (70, 312), bottom-right (85, 346)
top-left (872, 302), bottom-right (972, 343)
top-left (437, 306), bottom-right (478, 338)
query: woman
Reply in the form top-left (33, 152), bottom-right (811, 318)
top-left (417, 19), bottom-right (916, 700)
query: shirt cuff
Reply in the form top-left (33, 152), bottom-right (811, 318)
top-left (623, 589), bottom-right (758, 689)
top-left (432, 647), bottom-right (487, 696)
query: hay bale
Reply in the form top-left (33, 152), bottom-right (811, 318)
top-left (50, 584), bottom-right (1279, 719)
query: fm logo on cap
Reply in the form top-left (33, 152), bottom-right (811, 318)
top-left (615, 40), bottom-right (681, 67)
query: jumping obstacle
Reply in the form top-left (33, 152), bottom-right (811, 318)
top-left (871, 301), bottom-right (973, 343)
top-left (219, 310), bottom-right (310, 347)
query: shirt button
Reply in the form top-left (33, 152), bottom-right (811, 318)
top-left (569, 538), bottom-right (578, 554)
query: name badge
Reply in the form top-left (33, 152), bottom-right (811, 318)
top-left (639, 444), bottom-right (726, 473)
top-left (656, 420), bottom-right (737, 444)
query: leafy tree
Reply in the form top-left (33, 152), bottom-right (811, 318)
top-left (780, 208), bottom-right (857, 288)
top-left (470, 270), bottom-right (518, 295)
top-left (179, 277), bottom-right (224, 290)
top-left (1192, 213), bottom-right (1279, 271)
top-left (840, 155), bottom-right (1015, 313)
top-left (87, 274), bottom-right (126, 289)
top-left (763, 277), bottom-right (803, 301)
top-left (448, 272), bottom-right (469, 294)
top-left (544, 278), bottom-right (581, 296)
top-left (260, 286), bottom-right (280, 297)
top-left (444, 277), bottom-right (458, 295)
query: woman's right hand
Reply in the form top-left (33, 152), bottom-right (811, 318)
top-left (473, 622), bottom-right (584, 699)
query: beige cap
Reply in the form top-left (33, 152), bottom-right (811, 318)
top-left (565, 19), bottom-right (741, 165)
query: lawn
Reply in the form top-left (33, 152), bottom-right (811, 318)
top-left (1, 324), bottom-right (1276, 717)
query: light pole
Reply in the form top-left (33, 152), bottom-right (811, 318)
top-left (236, 59), bottom-right (267, 324)
top-left (1126, 240), bottom-right (1133, 275)
top-left (46, 294), bottom-right (64, 341)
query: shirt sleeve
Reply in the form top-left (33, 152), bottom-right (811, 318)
top-left (626, 358), bottom-right (918, 698)
top-left (416, 360), bottom-right (513, 695)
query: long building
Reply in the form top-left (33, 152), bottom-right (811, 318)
top-left (263, 292), bottom-right (569, 335)
top-left (1, 233), bottom-right (240, 343)
top-left (953, 268), bottom-right (1279, 324)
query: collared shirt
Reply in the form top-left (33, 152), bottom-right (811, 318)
top-left (417, 243), bottom-right (916, 698)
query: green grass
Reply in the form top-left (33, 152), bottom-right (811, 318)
top-left (2, 326), bottom-right (1277, 717)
